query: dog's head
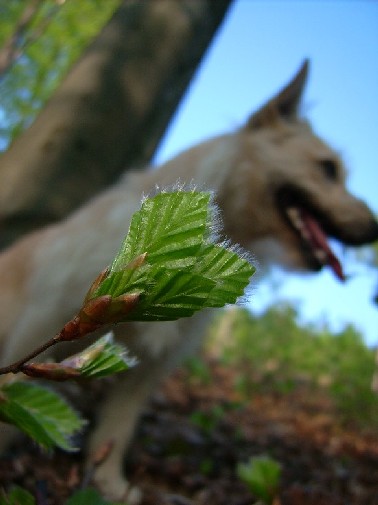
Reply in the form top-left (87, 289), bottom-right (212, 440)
top-left (218, 60), bottom-right (378, 279)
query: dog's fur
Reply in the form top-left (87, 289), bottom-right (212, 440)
top-left (0, 61), bottom-right (377, 501)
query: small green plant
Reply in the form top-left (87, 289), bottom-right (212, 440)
top-left (237, 455), bottom-right (281, 505)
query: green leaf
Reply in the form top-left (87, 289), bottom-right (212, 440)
top-left (94, 191), bottom-right (213, 299)
top-left (111, 190), bottom-right (212, 271)
top-left (0, 486), bottom-right (36, 505)
top-left (128, 268), bottom-right (217, 321)
top-left (90, 191), bottom-right (255, 323)
top-left (0, 382), bottom-right (85, 451)
top-left (62, 332), bottom-right (137, 378)
top-left (194, 243), bottom-right (255, 307)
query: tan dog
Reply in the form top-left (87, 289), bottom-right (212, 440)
top-left (0, 61), bottom-right (377, 501)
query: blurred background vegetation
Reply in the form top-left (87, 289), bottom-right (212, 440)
top-left (207, 305), bottom-right (378, 429)
top-left (0, 0), bottom-right (121, 148)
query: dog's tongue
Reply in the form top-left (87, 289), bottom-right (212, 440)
top-left (301, 210), bottom-right (345, 281)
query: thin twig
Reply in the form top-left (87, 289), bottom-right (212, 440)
top-left (0, 334), bottom-right (60, 375)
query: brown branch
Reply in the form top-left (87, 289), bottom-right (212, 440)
top-left (0, 334), bottom-right (60, 375)
top-left (0, 290), bottom-right (140, 376)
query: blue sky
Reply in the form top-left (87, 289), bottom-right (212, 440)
top-left (155, 0), bottom-right (378, 345)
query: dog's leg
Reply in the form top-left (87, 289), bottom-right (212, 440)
top-left (88, 360), bottom-right (165, 503)
top-left (89, 316), bottom-right (208, 502)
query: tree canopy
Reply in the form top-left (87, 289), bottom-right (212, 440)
top-left (0, 0), bottom-right (121, 148)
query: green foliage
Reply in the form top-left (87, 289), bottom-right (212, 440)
top-left (237, 455), bottom-right (281, 504)
top-left (0, 0), bottom-right (121, 147)
top-left (91, 191), bottom-right (255, 321)
top-left (21, 332), bottom-right (137, 381)
top-left (0, 381), bottom-right (85, 451)
top-left (0, 190), bottom-right (254, 450)
top-left (61, 332), bottom-right (137, 379)
top-left (3, 333), bottom-right (136, 449)
top-left (210, 305), bottom-right (378, 427)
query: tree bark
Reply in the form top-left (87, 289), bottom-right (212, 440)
top-left (0, 0), bottom-right (232, 247)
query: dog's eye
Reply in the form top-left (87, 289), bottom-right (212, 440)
top-left (319, 159), bottom-right (338, 180)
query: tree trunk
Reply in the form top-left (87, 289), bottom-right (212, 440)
top-left (0, 0), bottom-right (232, 247)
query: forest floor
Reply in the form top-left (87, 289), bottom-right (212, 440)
top-left (1, 356), bottom-right (378, 505)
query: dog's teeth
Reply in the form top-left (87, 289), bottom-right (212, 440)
top-left (286, 207), bottom-right (312, 241)
top-left (287, 207), bottom-right (302, 229)
top-left (286, 207), bottom-right (321, 243)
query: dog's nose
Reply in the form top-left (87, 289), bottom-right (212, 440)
top-left (349, 215), bottom-right (378, 245)
top-left (338, 197), bottom-right (378, 246)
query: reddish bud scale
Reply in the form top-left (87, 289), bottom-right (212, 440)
top-left (22, 363), bottom-right (81, 381)
top-left (59, 317), bottom-right (81, 341)
top-left (104, 293), bottom-right (141, 323)
top-left (83, 267), bottom-right (110, 303)
top-left (81, 295), bottom-right (113, 322)
top-left (79, 293), bottom-right (140, 328)
top-left (57, 293), bottom-right (140, 343)
top-left (124, 252), bottom-right (148, 271)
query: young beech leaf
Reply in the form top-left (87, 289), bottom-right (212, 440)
top-left (128, 268), bottom-right (217, 321)
top-left (21, 333), bottom-right (137, 381)
top-left (194, 243), bottom-right (255, 307)
top-left (86, 191), bottom-right (255, 324)
top-left (62, 332), bottom-right (137, 378)
top-left (110, 190), bottom-right (212, 272)
top-left (0, 382), bottom-right (84, 451)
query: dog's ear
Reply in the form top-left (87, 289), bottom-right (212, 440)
top-left (247, 59), bottom-right (309, 129)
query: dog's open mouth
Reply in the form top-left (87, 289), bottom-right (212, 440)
top-left (285, 206), bottom-right (344, 280)
top-left (277, 189), bottom-right (345, 281)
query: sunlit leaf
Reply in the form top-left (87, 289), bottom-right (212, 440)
top-left (108, 190), bottom-right (212, 274)
top-left (194, 243), bottom-right (255, 307)
top-left (90, 191), bottom-right (254, 322)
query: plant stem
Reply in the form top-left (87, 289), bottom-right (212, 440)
top-left (0, 334), bottom-right (61, 375)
